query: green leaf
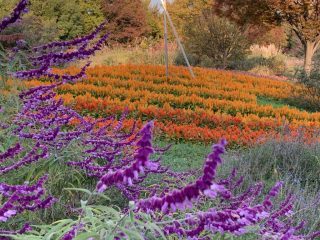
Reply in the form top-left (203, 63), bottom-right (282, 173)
top-left (63, 188), bottom-right (92, 195)
top-left (74, 232), bottom-right (99, 240)
top-left (45, 219), bottom-right (74, 239)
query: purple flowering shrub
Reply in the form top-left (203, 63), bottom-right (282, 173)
top-left (0, 1), bottom-right (319, 239)
top-left (0, 175), bottom-right (55, 236)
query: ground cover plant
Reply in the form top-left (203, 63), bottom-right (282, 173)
top-left (23, 65), bottom-right (320, 146)
top-left (0, 1), bottom-right (319, 240)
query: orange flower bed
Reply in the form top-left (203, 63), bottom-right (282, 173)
top-left (24, 65), bottom-right (320, 146)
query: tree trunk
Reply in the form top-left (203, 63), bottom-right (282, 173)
top-left (304, 41), bottom-right (317, 75)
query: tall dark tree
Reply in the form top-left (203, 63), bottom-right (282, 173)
top-left (101, 0), bottom-right (148, 43)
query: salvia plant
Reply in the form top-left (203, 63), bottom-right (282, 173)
top-left (0, 1), bottom-right (319, 239)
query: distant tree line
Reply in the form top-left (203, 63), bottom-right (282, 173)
top-left (0, 0), bottom-right (163, 46)
top-left (2, 0), bottom-right (320, 74)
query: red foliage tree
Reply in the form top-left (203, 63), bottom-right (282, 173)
top-left (101, 0), bottom-right (148, 44)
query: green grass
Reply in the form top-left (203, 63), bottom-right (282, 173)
top-left (257, 96), bottom-right (316, 113)
top-left (157, 138), bottom-right (320, 236)
top-left (257, 96), bottom-right (294, 108)
top-left (155, 141), bottom-right (211, 172)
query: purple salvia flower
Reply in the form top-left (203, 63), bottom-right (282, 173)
top-left (0, 0), bottom-right (28, 33)
top-left (96, 121), bottom-right (157, 193)
top-left (0, 143), bottom-right (23, 163)
top-left (61, 223), bottom-right (84, 240)
top-left (0, 142), bottom-right (48, 174)
top-left (0, 223), bottom-right (32, 235)
top-left (308, 231), bottom-right (320, 240)
top-left (0, 175), bottom-right (55, 231)
top-left (137, 139), bottom-right (229, 213)
top-left (33, 20), bottom-right (108, 52)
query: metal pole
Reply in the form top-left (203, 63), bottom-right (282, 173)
top-left (163, 0), bottom-right (169, 80)
top-left (161, 0), bottom-right (195, 79)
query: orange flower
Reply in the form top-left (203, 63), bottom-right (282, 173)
top-left (21, 64), bottom-right (320, 146)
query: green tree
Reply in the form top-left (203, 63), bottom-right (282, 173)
top-left (1, 0), bottom-right (105, 44)
top-left (215, 0), bottom-right (320, 74)
top-left (0, 0), bottom-right (16, 18)
top-left (30, 0), bottom-right (104, 40)
top-left (183, 11), bottom-right (249, 69)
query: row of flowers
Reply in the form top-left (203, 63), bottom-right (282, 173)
top-left (25, 79), bottom-right (320, 123)
top-left (20, 65), bottom-right (319, 145)
top-left (52, 65), bottom-right (297, 101)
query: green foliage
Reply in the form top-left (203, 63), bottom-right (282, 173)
top-left (11, 190), bottom-right (166, 240)
top-left (289, 68), bottom-right (320, 112)
top-left (0, 43), bottom-right (29, 88)
top-left (177, 13), bottom-right (249, 69)
top-left (232, 55), bottom-right (287, 76)
top-left (257, 96), bottom-right (291, 109)
top-left (0, 0), bottom-right (16, 18)
top-left (29, 0), bottom-right (104, 40)
top-left (1, 0), bottom-right (104, 45)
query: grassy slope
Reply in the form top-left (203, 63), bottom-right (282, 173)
top-left (155, 139), bottom-right (320, 235)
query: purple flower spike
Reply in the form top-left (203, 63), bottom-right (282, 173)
top-left (0, 175), bottom-right (55, 234)
top-left (61, 223), bottom-right (84, 240)
top-left (33, 20), bottom-right (108, 52)
top-left (137, 139), bottom-right (229, 213)
top-left (0, 143), bottom-right (23, 163)
top-left (0, 223), bottom-right (32, 236)
top-left (0, 142), bottom-right (48, 174)
top-left (0, 0), bottom-right (29, 33)
top-left (96, 121), bottom-right (157, 193)
top-left (14, 22), bottom-right (109, 81)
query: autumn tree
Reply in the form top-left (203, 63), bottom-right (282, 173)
top-left (167, 0), bottom-right (213, 37)
top-left (215, 0), bottom-right (320, 74)
top-left (101, 0), bottom-right (148, 44)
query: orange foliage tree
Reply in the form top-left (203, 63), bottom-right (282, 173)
top-left (215, 0), bottom-right (320, 74)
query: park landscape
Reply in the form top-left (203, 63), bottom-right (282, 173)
top-left (0, 0), bottom-right (320, 239)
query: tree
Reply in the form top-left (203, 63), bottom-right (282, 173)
top-left (1, 0), bottom-right (105, 45)
top-left (167, 0), bottom-right (213, 37)
top-left (0, 0), bottom-right (16, 18)
top-left (183, 11), bottom-right (249, 69)
top-left (101, 0), bottom-right (148, 44)
top-left (29, 0), bottom-right (104, 40)
top-left (215, 0), bottom-right (320, 74)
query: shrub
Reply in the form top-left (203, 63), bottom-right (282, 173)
top-left (232, 46), bottom-right (287, 76)
top-left (249, 65), bottom-right (275, 76)
top-left (290, 68), bottom-right (320, 112)
top-left (179, 12), bottom-right (249, 69)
